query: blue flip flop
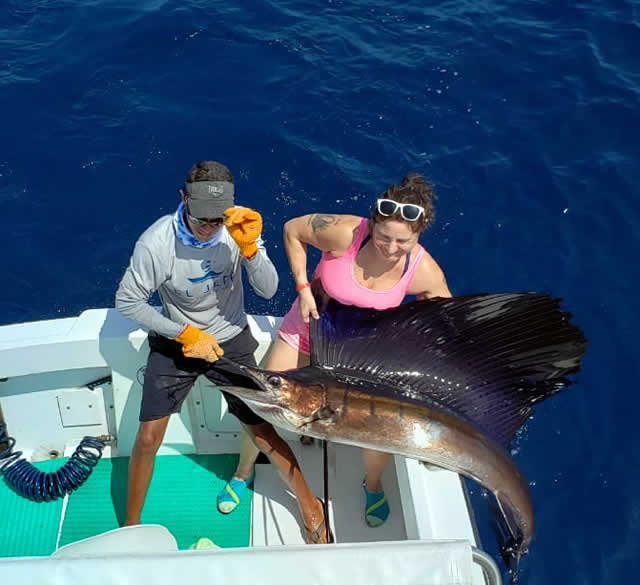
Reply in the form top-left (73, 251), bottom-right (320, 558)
top-left (217, 471), bottom-right (255, 514)
top-left (363, 479), bottom-right (390, 527)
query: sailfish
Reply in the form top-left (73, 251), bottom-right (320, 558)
top-left (219, 281), bottom-right (587, 577)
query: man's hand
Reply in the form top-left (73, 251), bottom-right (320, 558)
top-left (175, 325), bottom-right (224, 362)
top-left (224, 207), bottom-right (263, 258)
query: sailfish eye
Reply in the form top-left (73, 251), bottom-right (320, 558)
top-left (267, 375), bottom-right (281, 387)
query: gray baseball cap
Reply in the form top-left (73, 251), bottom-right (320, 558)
top-left (184, 181), bottom-right (235, 218)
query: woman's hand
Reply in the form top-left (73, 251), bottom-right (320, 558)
top-left (298, 287), bottom-right (320, 323)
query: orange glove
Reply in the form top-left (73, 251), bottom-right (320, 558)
top-left (174, 325), bottom-right (224, 362)
top-left (224, 207), bottom-right (262, 258)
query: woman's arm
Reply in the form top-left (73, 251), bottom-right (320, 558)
top-left (283, 214), bottom-right (361, 288)
top-left (408, 252), bottom-right (453, 300)
top-left (283, 213), bottom-right (360, 322)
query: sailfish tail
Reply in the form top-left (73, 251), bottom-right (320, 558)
top-left (489, 492), bottom-right (526, 582)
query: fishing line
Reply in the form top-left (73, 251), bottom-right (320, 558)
top-left (323, 438), bottom-right (331, 543)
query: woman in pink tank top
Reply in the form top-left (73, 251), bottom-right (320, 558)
top-left (228, 174), bottom-right (451, 541)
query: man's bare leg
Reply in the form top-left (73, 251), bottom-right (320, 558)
top-left (125, 416), bottom-right (170, 526)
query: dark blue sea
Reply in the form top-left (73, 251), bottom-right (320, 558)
top-left (1, 1), bottom-right (638, 582)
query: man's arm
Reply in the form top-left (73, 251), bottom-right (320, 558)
top-left (242, 236), bottom-right (279, 299)
top-left (115, 241), bottom-right (184, 339)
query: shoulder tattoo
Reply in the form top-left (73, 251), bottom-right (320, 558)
top-left (308, 214), bottom-right (340, 233)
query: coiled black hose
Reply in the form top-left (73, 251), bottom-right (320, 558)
top-left (0, 423), bottom-right (108, 502)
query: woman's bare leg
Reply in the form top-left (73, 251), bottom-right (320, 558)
top-left (253, 339), bottom-right (325, 537)
top-left (233, 430), bottom-right (260, 480)
top-left (245, 420), bottom-right (327, 540)
top-left (362, 449), bottom-right (393, 492)
top-left (224, 338), bottom-right (326, 540)
top-left (229, 338), bottom-right (309, 479)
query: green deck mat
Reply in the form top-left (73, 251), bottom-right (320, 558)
top-left (59, 454), bottom-right (252, 550)
top-left (0, 459), bottom-right (66, 557)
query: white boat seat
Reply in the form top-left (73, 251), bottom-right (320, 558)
top-left (52, 525), bottom-right (178, 558)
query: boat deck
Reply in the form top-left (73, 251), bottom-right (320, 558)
top-left (0, 453), bottom-right (252, 557)
top-left (0, 439), bottom-right (409, 557)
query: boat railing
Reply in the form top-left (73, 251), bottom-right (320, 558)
top-left (472, 546), bottom-right (503, 585)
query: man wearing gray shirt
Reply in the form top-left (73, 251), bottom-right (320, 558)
top-left (116, 160), bottom-right (278, 526)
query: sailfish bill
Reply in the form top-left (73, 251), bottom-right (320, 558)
top-left (218, 282), bottom-right (587, 578)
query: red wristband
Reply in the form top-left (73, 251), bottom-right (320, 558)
top-left (295, 282), bottom-right (312, 292)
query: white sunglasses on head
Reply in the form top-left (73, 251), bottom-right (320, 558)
top-left (376, 198), bottom-right (425, 221)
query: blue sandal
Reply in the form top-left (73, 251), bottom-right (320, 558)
top-left (363, 479), bottom-right (389, 527)
top-left (217, 471), bottom-right (255, 514)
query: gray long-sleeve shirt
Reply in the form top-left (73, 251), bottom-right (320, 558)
top-left (115, 214), bottom-right (279, 342)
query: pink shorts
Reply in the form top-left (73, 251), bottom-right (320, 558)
top-left (278, 297), bottom-right (311, 355)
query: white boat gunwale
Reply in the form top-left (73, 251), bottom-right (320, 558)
top-left (0, 308), bottom-right (500, 585)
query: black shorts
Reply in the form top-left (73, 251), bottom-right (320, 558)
top-left (139, 326), bottom-right (265, 426)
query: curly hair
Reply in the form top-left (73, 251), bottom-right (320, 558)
top-left (370, 173), bottom-right (435, 233)
top-left (185, 161), bottom-right (233, 184)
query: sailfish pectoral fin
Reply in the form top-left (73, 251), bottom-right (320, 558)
top-left (298, 406), bottom-right (338, 431)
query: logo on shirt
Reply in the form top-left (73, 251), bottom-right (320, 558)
top-left (184, 260), bottom-right (234, 296)
top-left (188, 270), bottom-right (223, 284)
top-left (187, 259), bottom-right (223, 284)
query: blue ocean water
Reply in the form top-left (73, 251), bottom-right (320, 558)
top-left (1, 1), bottom-right (638, 582)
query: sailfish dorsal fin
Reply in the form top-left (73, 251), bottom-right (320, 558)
top-left (309, 282), bottom-right (586, 449)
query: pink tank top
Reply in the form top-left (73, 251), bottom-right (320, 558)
top-left (314, 218), bottom-right (425, 310)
